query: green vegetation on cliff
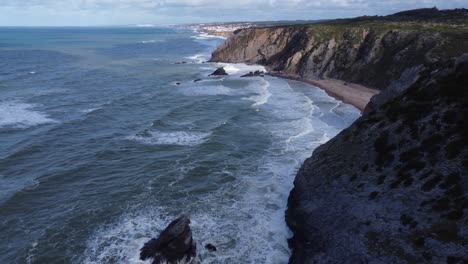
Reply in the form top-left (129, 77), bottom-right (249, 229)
top-left (300, 8), bottom-right (468, 57)
top-left (211, 8), bottom-right (468, 90)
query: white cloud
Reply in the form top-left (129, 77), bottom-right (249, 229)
top-left (3, 0), bottom-right (463, 10)
top-left (0, 0), bottom-right (466, 25)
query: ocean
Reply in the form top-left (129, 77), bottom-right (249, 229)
top-left (0, 26), bottom-right (360, 263)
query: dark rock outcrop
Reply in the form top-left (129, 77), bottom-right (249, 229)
top-left (209, 67), bottom-right (228, 76)
top-left (211, 9), bottom-right (468, 90)
top-left (205, 243), bottom-right (217, 252)
top-left (286, 55), bottom-right (468, 263)
top-left (241, 70), bottom-right (265, 77)
top-left (140, 215), bottom-right (196, 264)
top-left (364, 65), bottom-right (424, 113)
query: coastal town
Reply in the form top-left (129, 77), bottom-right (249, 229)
top-left (183, 22), bottom-right (254, 38)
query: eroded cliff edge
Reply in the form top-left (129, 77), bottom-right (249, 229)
top-left (210, 8), bottom-right (468, 264)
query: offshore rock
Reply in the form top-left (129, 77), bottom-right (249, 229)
top-left (140, 215), bottom-right (196, 264)
top-left (209, 67), bottom-right (228, 76)
top-left (241, 70), bottom-right (265, 77)
top-left (286, 55), bottom-right (468, 263)
top-left (205, 243), bottom-right (217, 252)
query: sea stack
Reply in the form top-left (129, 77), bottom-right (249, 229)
top-left (209, 67), bottom-right (228, 76)
top-left (140, 215), bottom-right (196, 264)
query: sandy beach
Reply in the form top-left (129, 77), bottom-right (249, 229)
top-left (271, 73), bottom-right (380, 112)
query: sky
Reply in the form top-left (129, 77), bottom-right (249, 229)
top-left (0, 0), bottom-right (467, 26)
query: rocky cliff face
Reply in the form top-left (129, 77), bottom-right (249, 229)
top-left (210, 9), bottom-right (468, 263)
top-left (210, 9), bottom-right (468, 264)
top-left (211, 9), bottom-right (468, 90)
top-left (286, 55), bottom-right (468, 263)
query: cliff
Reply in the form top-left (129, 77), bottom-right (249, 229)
top-left (210, 8), bottom-right (468, 264)
top-left (286, 54), bottom-right (468, 263)
top-left (211, 8), bottom-right (468, 91)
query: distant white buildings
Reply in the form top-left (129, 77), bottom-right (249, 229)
top-left (184, 23), bottom-right (253, 37)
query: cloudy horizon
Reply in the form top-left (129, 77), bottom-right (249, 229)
top-left (0, 0), bottom-right (467, 26)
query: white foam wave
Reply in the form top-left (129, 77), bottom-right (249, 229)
top-left (82, 210), bottom-right (167, 264)
top-left (191, 33), bottom-right (226, 40)
top-left (329, 101), bottom-right (342, 113)
top-left (247, 79), bottom-right (271, 107)
top-left (81, 206), bottom-right (290, 264)
top-left (80, 107), bottom-right (101, 114)
top-left (186, 53), bottom-right (209, 64)
top-left (0, 100), bottom-right (56, 129)
top-left (222, 80), bottom-right (350, 263)
top-left (286, 117), bottom-right (314, 144)
top-left (216, 63), bottom-right (266, 76)
top-left (134, 24), bottom-right (157, 27)
top-left (26, 241), bottom-right (38, 264)
top-left (128, 131), bottom-right (211, 146)
top-left (140, 40), bottom-right (163, 44)
top-left (318, 131), bottom-right (330, 144)
top-left (81, 76), bottom-right (360, 264)
top-left (179, 85), bottom-right (231, 96)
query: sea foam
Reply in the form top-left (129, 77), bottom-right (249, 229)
top-left (248, 78), bottom-right (272, 107)
top-left (186, 53), bottom-right (209, 64)
top-left (128, 130), bottom-right (211, 146)
top-left (178, 84), bottom-right (232, 96)
top-left (80, 74), bottom-right (360, 264)
top-left (0, 100), bottom-right (56, 129)
top-left (82, 210), bottom-right (166, 264)
top-left (191, 33), bottom-right (226, 41)
top-left (80, 107), bottom-right (102, 114)
top-left (140, 40), bottom-right (164, 44)
top-left (216, 63), bottom-right (266, 76)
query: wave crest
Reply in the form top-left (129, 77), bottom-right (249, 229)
top-left (0, 100), bottom-right (56, 129)
top-left (127, 130), bottom-right (211, 146)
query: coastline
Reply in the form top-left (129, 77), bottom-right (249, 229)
top-left (270, 72), bottom-right (380, 112)
top-left (204, 10), bottom-right (468, 263)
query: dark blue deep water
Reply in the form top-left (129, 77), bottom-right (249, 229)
top-left (0, 27), bottom-right (360, 264)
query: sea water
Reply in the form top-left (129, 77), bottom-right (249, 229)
top-left (0, 27), bottom-right (360, 263)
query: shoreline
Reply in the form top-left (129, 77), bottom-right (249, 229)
top-left (270, 72), bottom-right (380, 112)
top-left (208, 58), bottom-right (380, 112)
